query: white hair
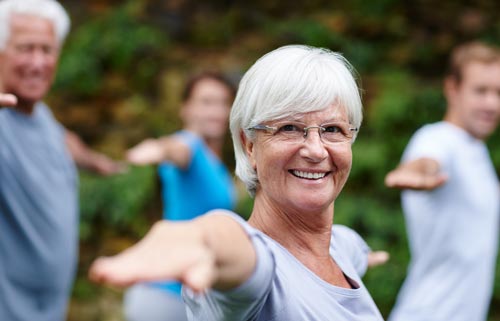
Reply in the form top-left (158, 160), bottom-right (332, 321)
top-left (230, 45), bottom-right (363, 196)
top-left (0, 0), bottom-right (70, 50)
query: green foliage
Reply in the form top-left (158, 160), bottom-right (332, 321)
top-left (79, 166), bottom-right (157, 241)
top-left (54, 1), bottom-right (167, 97)
top-left (266, 18), bottom-right (343, 48)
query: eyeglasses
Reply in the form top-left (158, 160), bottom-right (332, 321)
top-left (247, 121), bottom-right (358, 144)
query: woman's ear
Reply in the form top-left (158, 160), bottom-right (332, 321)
top-left (240, 130), bottom-right (257, 170)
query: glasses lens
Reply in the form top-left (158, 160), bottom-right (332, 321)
top-left (320, 123), bottom-right (352, 143)
top-left (274, 123), bottom-right (304, 141)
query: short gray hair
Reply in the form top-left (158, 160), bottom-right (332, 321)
top-left (230, 45), bottom-right (363, 196)
top-left (0, 0), bottom-right (70, 50)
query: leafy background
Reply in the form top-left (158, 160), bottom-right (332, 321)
top-left (44, 0), bottom-right (500, 320)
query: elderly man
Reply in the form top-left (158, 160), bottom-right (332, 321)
top-left (0, 1), bottom-right (123, 320)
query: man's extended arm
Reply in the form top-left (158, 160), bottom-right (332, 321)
top-left (385, 157), bottom-right (448, 190)
top-left (65, 130), bottom-right (125, 175)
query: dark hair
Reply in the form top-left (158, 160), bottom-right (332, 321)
top-left (446, 41), bottom-right (500, 83)
top-left (181, 71), bottom-right (237, 102)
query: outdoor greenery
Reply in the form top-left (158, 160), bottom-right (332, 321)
top-left (46, 1), bottom-right (500, 320)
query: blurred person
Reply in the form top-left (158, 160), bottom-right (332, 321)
top-left (123, 72), bottom-right (238, 321)
top-left (89, 45), bottom-right (389, 321)
top-left (0, 0), bottom-right (124, 320)
top-left (385, 41), bottom-right (500, 321)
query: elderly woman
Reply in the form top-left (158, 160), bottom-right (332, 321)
top-left (90, 45), bottom-right (386, 320)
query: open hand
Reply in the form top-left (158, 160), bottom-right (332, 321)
top-left (385, 157), bottom-right (448, 190)
top-left (89, 220), bottom-right (217, 292)
top-left (0, 93), bottom-right (17, 107)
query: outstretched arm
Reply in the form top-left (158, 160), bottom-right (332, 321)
top-left (89, 212), bottom-right (256, 292)
top-left (65, 130), bottom-right (125, 175)
top-left (384, 157), bottom-right (447, 190)
top-left (126, 136), bottom-right (191, 168)
top-left (0, 93), bottom-right (17, 107)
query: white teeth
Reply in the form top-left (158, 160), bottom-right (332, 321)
top-left (293, 170), bottom-right (326, 179)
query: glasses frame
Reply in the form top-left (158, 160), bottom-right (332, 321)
top-left (247, 122), bottom-right (359, 144)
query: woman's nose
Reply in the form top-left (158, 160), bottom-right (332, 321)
top-left (299, 129), bottom-right (328, 162)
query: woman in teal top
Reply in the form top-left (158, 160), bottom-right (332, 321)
top-left (159, 130), bottom-right (235, 222)
top-left (124, 72), bottom-right (236, 321)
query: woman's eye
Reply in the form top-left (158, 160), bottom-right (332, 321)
top-left (324, 125), bottom-right (342, 133)
top-left (279, 124), bottom-right (300, 132)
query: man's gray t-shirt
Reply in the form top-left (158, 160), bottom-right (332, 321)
top-left (0, 103), bottom-right (78, 321)
top-left (389, 122), bottom-right (500, 321)
top-left (184, 211), bottom-right (384, 321)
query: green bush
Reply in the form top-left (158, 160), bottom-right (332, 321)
top-left (54, 1), bottom-right (166, 98)
top-left (79, 165), bottom-right (157, 241)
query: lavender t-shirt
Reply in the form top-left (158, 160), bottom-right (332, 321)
top-left (184, 211), bottom-right (383, 321)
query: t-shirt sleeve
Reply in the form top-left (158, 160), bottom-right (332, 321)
top-left (332, 225), bottom-right (371, 277)
top-left (183, 211), bottom-right (275, 321)
top-left (402, 125), bottom-right (450, 167)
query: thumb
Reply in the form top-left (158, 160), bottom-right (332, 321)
top-left (182, 253), bottom-right (217, 293)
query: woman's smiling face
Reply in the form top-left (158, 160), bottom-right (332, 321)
top-left (246, 104), bottom-right (353, 213)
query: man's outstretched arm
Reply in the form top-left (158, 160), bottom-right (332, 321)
top-left (385, 157), bottom-right (448, 191)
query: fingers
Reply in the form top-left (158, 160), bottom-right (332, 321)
top-left (126, 141), bottom-right (161, 165)
top-left (385, 170), bottom-right (447, 190)
top-left (89, 256), bottom-right (135, 287)
top-left (88, 221), bottom-right (217, 291)
top-left (385, 157), bottom-right (447, 191)
top-left (384, 171), bottom-right (401, 188)
top-left (367, 251), bottom-right (390, 268)
top-left (88, 242), bottom-right (160, 287)
top-left (101, 160), bottom-right (129, 175)
top-left (0, 93), bottom-right (17, 107)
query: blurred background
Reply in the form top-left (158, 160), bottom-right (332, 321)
top-left (47, 0), bottom-right (500, 320)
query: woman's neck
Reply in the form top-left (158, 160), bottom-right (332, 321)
top-left (248, 195), bottom-right (334, 257)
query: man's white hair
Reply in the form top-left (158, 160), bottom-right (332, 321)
top-left (0, 0), bottom-right (70, 50)
top-left (230, 45), bottom-right (363, 196)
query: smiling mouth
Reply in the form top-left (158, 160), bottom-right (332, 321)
top-left (290, 170), bottom-right (329, 180)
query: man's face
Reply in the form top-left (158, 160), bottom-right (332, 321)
top-left (0, 13), bottom-right (60, 109)
top-left (445, 61), bottom-right (500, 140)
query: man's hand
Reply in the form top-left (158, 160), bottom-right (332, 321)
top-left (89, 153), bottom-right (128, 176)
top-left (65, 130), bottom-right (127, 175)
top-left (367, 251), bottom-right (390, 268)
top-left (0, 93), bottom-right (17, 107)
top-left (385, 157), bottom-right (448, 190)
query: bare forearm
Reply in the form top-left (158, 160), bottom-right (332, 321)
top-left (66, 131), bottom-right (100, 170)
top-left (126, 136), bottom-right (191, 168)
top-left (65, 130), bottom-right (123, 175)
